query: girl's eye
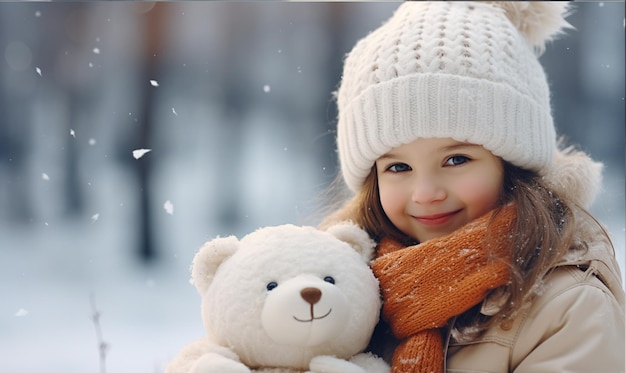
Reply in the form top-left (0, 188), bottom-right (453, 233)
top-left (444, 155), bottom-right (470, 166)
top-left (266, 281), bottom-right (278, 291)
top-left (387, 163), bottom-right (412, 173)
top-left (323, 276), bottom-right (335, 284)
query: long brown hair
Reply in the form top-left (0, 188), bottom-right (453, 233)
top-left (331, 160), bottom-right (588, 336)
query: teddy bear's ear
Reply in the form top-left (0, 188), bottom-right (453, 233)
top-left (326, 221), bottom-right (376, 263)
top-left (190, 236), bottom-right (239, 294)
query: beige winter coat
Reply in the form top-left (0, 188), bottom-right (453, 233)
top-left (446, 211), bottom-right (625, 372)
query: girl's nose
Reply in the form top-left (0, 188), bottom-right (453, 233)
top-left (411, 176), bottom-right (446, 204)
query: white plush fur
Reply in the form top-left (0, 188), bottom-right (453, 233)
top-left (166, 222), bottom-right (389, 373)
top-left (542, 145), bottom-right (603, 209)
top-left (492, 1), bottom-right (572, 54)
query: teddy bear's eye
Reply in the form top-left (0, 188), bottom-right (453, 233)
top-left (266, 281), bottom-right (278, 291)
top-left (323, 276), bottom-right (335, 284)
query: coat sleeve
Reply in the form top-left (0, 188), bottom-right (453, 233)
top-left (513, 267), bottom-right (625, 372)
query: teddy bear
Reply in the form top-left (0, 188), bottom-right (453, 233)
top-left (165, 222), bottom-right (389, 373)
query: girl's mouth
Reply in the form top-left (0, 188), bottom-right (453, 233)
top-left (414, 210), bottom-right (460, 226)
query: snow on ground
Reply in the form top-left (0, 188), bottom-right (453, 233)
top-left (0, 166), bottom-right (202, 373)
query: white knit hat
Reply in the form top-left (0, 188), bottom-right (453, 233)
top-left (336, 2), bottom-right (572, 192)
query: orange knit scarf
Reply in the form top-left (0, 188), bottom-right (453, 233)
top-left (371, 205), bottom-right (516, 373)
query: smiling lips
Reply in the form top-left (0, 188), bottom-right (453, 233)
top-left (414, 210), bottom-right (460, 226)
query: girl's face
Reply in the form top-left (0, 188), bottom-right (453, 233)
top-left (375, 138), bottom-right (504, 243)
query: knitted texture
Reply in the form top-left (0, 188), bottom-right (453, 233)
top-left (336, 2), bottom-right (571, 192)
top-left (371, 205), bottom-right (516, 372)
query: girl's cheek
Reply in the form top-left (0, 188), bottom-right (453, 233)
top-left (379, 185), bottom-right (404, 214)
top-left (462, 175), bottom-right (502, 211)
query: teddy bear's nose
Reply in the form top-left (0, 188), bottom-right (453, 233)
top-left (300, 287), bottom-right (322, 305)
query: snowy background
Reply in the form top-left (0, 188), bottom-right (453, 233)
top-left (0, 2), bottom-right (623, 373)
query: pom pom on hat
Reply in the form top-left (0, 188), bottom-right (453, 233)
top-left (336, 2), bottom-right (573, 192)
top-left (493, 2), bottom-right (573, 54)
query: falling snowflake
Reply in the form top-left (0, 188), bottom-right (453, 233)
top-left (163, 200), bottom-right (174, 215)
top-left (70, 129), bottom-right (76, 138)
top-left (93, 47), bottom-right (100, 54)
top-left (35, 67), bottom-right (42, 76)
top-left (91, 213), bottom-right (100, 223)
top-left (150, 80), bottom-right (159, 87)
top-left (132, 148), bottom-right (152, 159)
top-left (41, 173), bottom-right (50, 181)
top-left (89, 138), bottom-right (96, 146)
top-left (15, 308), bottom-right (28, 317)
top-left (171, 107), bottom-right (178, 116)
top-left (263, 85), bottom-right (271, 93)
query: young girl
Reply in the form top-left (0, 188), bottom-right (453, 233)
top-left (322, 2), bottom-right (624, 372)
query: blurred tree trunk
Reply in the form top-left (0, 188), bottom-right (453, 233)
top-left (135, 3), bottom-right (169, 263)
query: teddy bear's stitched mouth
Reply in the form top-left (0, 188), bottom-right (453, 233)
top-left (293, 308), bottom-right (332, 322)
